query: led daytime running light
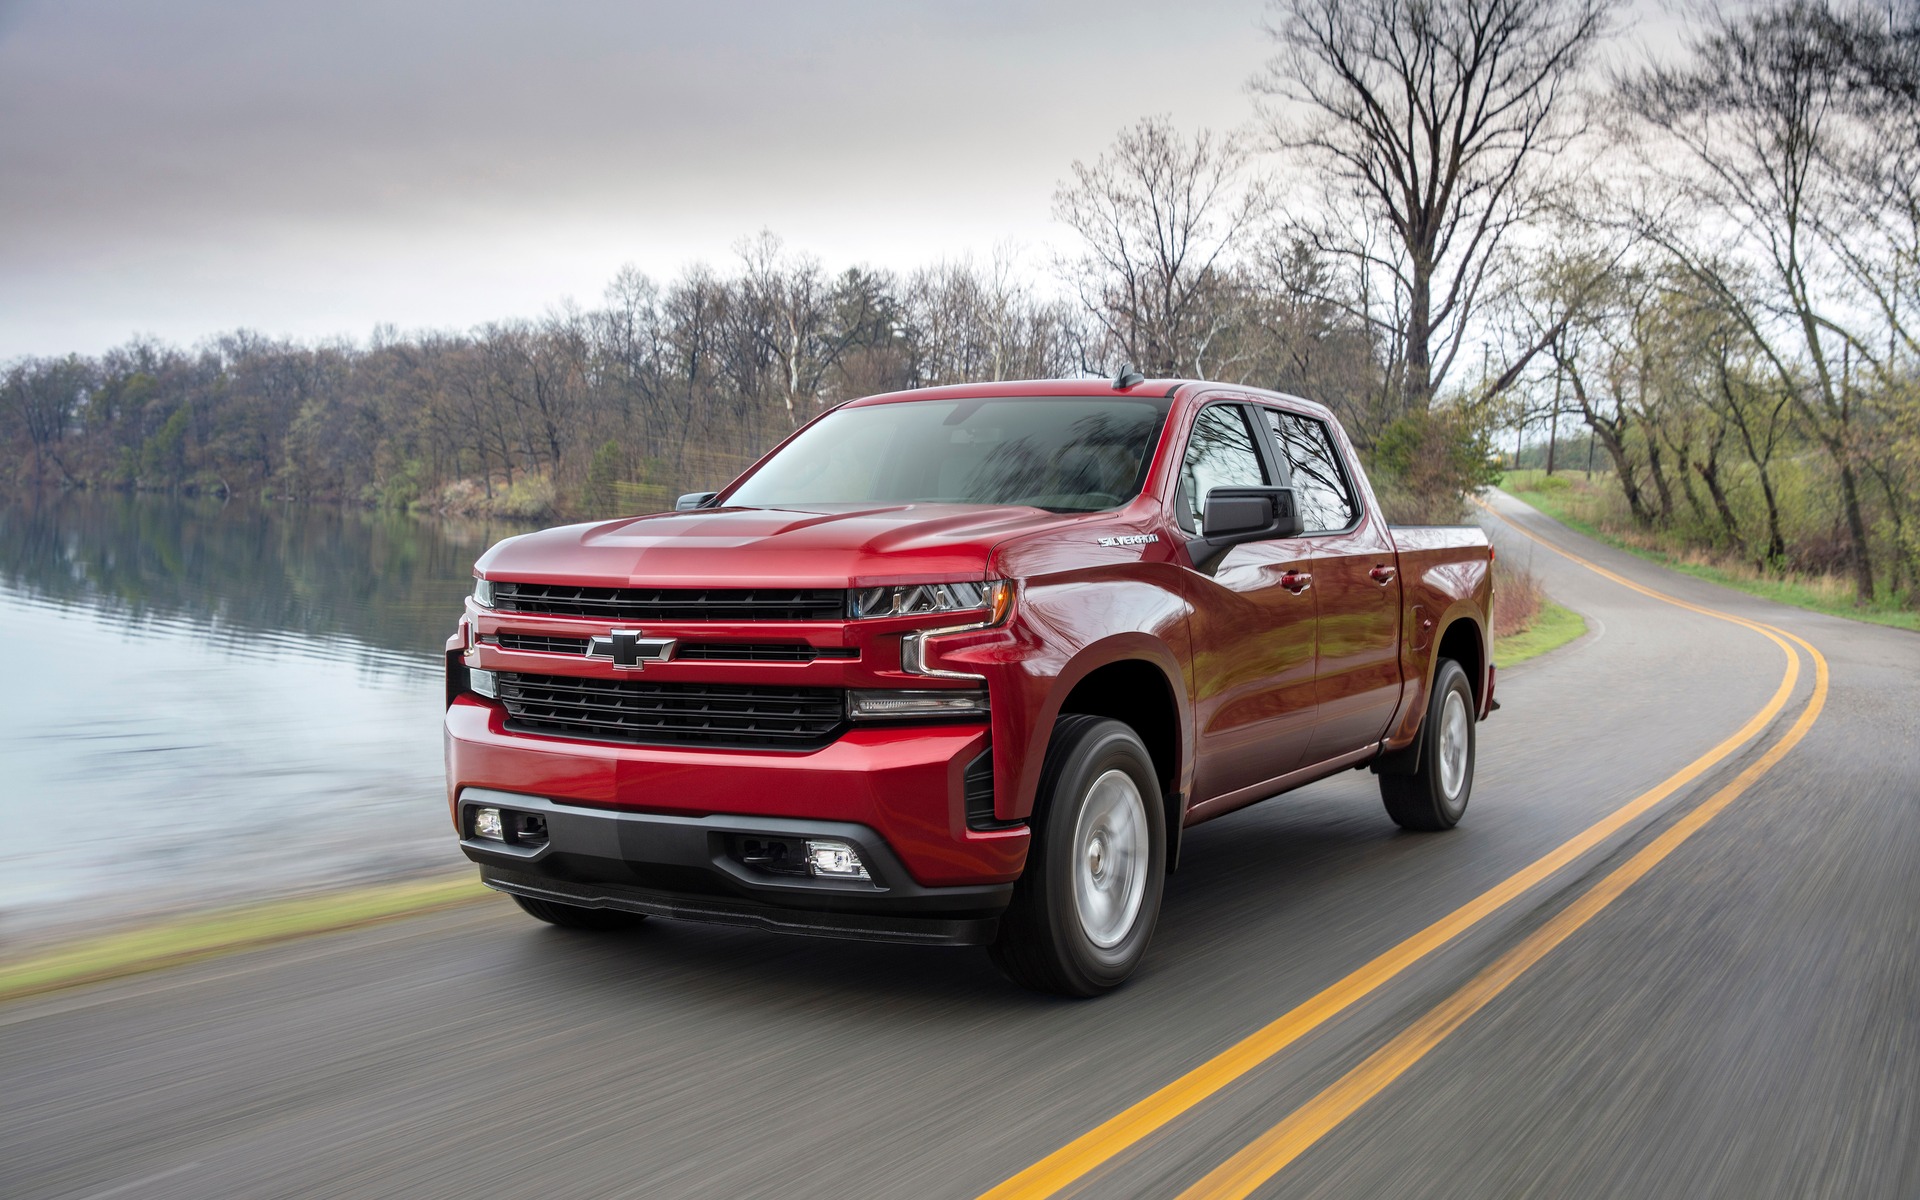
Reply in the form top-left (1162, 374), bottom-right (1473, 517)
top-left (850, 580), bottom-right (1009, 621)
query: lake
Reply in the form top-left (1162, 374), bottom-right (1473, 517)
top-left (0, 494), bottom-right (527, 939)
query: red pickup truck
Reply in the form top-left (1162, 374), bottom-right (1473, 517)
top-left (446, 378), bottom-right (1493, 994)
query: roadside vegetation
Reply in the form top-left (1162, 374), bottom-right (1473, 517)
top-left (1488, 1), bottom-right (1920, 618)
top-left (1503, 470), bottom-right (1920, 632)
top-left (1492, 557), bottom-right (1588, 666)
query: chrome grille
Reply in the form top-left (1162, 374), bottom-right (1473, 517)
top-left (493, 634), bottom-right (856, 662)
top-left (492, 582), bottom-right (845, 622)
top-left (673, 643), bottom-right (859, 662)
top-left (494, 633), bottom-right (591, 655)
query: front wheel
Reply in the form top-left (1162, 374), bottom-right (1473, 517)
top-left (991, 715), bottom-right (1166, 997)
top-left (1380, 658), bottom-right (1476, 831)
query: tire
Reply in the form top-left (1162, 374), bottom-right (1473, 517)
top-left (1380, 658), bottom-right (1476, 831)
top-left (511, 893), bottom-right (648, 931)
top-left (991, 715), bottom-right (1166, 997)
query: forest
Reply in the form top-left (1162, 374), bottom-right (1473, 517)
top-left (4, 0), bottom-right (1917, 609)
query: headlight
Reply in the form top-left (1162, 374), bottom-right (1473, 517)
top-left (473, 577), bottom-right (496, 608)
top-left (849, 580), bottom-right (1011, 622)
top-left (846, 688), bottom-right (989, 720)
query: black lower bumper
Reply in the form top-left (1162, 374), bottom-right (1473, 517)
top-left (457, 788), bottom-right (1011, 947)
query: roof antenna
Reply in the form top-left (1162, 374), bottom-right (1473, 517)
top-left (1113, 365), bottom-right (1146, 390)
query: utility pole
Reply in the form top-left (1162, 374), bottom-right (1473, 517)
top-left (1546, 367), bottom-right (1561, 475)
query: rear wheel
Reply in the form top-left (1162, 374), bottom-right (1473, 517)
top-left (1380, 658), bottom-right (1476, 831)
top-left (991, 715), bottom-right (1165, 996)
top-left (511, 893), bottom-right (648, 931)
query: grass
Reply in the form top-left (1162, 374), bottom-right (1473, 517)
top-left (1500, 469), bottom-right (1920, 633)
top-left (1489, 553), bottom-right (1588, 667)
top-left (0, 874), bottom-right (493, 1003)
top-left (1495, 599), bottom-right (1587, 667)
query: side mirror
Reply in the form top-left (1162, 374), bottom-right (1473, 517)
top-left (675, 491), bottom-right (719, 511)
top-left (1187, 486), bottom-right (1303, 574)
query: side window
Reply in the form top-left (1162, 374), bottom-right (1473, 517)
top-left (1179, 404), bottom-right (1269, 532)
top-left (1265, 410), bottom-right (1358, 532)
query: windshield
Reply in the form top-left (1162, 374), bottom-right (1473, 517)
top-left (725, 396), bottom-right (1170, 513)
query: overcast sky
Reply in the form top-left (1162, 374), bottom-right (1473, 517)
top-left (0, 0), bottom-right (1291, 357)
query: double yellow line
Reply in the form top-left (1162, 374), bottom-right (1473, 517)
top-left (981, 504), bottom-right (1830, 1200)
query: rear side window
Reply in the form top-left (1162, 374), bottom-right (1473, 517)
top-left (1265, 410), bottom-right (1358, 532)
top-left (1179, 404), bottom-right (1269, 532)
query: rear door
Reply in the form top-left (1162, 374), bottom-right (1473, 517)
top-left (1257, 406), bottom-right (1405, 761)
top-left (1179, 401), bottom-right (1321, 805)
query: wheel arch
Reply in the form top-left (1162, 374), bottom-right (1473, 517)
top-left (1434, 610), bottom-right (1488, 712)
top-left (1014, 636), bottom-right (1191, 865)
top-left (1376, 607), bottom-right (1487, 777)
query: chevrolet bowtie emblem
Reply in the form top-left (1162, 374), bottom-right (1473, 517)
top-left (586, 629), bottom-right (678, 669)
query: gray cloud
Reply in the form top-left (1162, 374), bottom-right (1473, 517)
top-left (0, 0), bottom-right (1273, 355)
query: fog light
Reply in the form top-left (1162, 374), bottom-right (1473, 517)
top-left (473, 807), bottom-right (504, 841)
top-left (804, 839), bottom-right (870, 880)
top-left (469, 668), bottom-right (498, 699)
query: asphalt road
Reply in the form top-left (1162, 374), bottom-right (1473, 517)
top-left (5, 495), bottom-right (1916, 1200)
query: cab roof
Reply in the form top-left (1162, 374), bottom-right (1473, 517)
top-left (841, 377), bottom-right (1334, 421)
top-left (844, 378), bottom-right (1191, 405)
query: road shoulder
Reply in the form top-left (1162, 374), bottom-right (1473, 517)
top-left (0, 874), bottom-right (489, 1003)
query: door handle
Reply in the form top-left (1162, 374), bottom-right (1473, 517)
top-left (1369, 564), bottom-right (1397, 585)
top-left (1280, 571), bottom-right (1313, 595)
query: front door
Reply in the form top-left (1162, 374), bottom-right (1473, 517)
top-left (1179, 402), bottom-right (1321, 806)
top-left (1260, 407), bottom-right (1404, 761)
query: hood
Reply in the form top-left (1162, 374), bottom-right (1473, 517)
top-left (475, 503), bottom-right (1079, 589)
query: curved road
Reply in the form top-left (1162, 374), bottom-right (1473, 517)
top-left (5, 496), bottom-right (1916, 1199)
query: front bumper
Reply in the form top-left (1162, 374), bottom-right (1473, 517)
top-left (446, 692), bottom-right (1029, 899)
top-left (459, 788), bottom-right (1011, 945)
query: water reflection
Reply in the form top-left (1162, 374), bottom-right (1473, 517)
top-left (0, 494), bottom-right (530, 937)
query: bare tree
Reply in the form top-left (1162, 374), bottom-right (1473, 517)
top-left (904, 253), bottom-right (1085, 386)
top-left (1256, 0), bottom-right (1615, 412)
top-left (0, 356), bottom-right (92, 485)
top-left (1054, 117), bottom-right (1270, 377)
top-left (1806, 1), bottom-right (1920, 361)
top-left (733, 234), bottom-right (905, 425)
top-left (1710, 333), bottom-right (1794, 564)
top-left (1620, 0), bottom-right (1914, 602)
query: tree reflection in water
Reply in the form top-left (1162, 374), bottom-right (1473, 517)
top-left (0, 492), bottom-right (522, 672)
top-left (0, 494), bottom-right (525, 937)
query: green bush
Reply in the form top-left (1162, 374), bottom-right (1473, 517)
top-left (369, 459), bottom-right (427, 511)
top-left (1500, 469), bottom-right (1573, 494)
top-left (495, 476), bottom-right (556, 519)
top-left (1368, 408), bottom-right (1500, 523)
